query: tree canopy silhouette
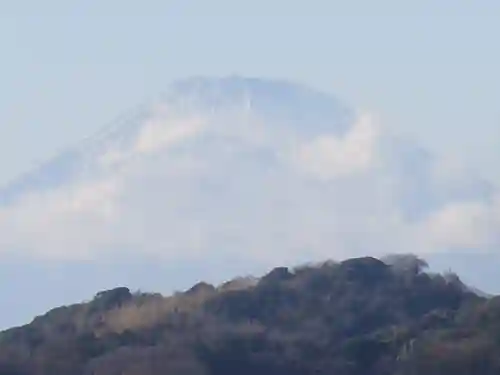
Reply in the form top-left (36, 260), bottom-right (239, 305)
top-left (0, 254), bottom-right (498, 375)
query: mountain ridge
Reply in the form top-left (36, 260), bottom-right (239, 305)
top-left (0, 76), bottom-right (353, 206)
top-left (1, 254), bottom-right (499, 375)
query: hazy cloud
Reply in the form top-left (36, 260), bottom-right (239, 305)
top-left (291, 114), bottom-right (379, 179)
top-left (422, 202), bottom-right (494, 249)
top-left (0, 83), bottom-right (498, 265)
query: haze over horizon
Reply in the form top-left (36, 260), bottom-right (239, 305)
top-left (1, 2), bottom-right (500, 329)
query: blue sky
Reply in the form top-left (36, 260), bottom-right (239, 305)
top-left (1, 1), bottom-right (499, 186)
top-left (0, 1), bottom-right (500, 328)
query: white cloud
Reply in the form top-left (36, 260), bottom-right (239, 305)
top-left (0, 102), bottom-right (498, 265)
top-left (0, 177), bottom-right (121, 259)
top-left (291, 113), bottom-right (379, 179)
top-left (98, 105), bottom-right (207, 169)
top-left (420, 201), bottom-right (497, 250)
top-left (135, 115), bottom-right (206, 154)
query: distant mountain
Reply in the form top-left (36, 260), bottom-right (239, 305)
top-left (0, 76), bottom-right (353, 205)
top-left (1, 254), bottom-right (500, 375)
top-left (0, 76), bottom-right (495, 265)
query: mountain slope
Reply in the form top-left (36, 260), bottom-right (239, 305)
top-left (0, 76), bottom-right (496, 264)
top-left (0, 76), bottom-right (353, 205)
top-left (1, 255), bottom-right (499, 375)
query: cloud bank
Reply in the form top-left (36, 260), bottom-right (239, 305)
top-left (0, 78), bottom-right (498, 266)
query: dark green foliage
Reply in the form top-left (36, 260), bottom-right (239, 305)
top-left (0, 255), bottom-right (498, 375)
top-left (91, 287), bottom-right (132, 311)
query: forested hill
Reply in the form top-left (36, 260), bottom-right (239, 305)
top-left (1, 255), bottom-right (500, 375)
